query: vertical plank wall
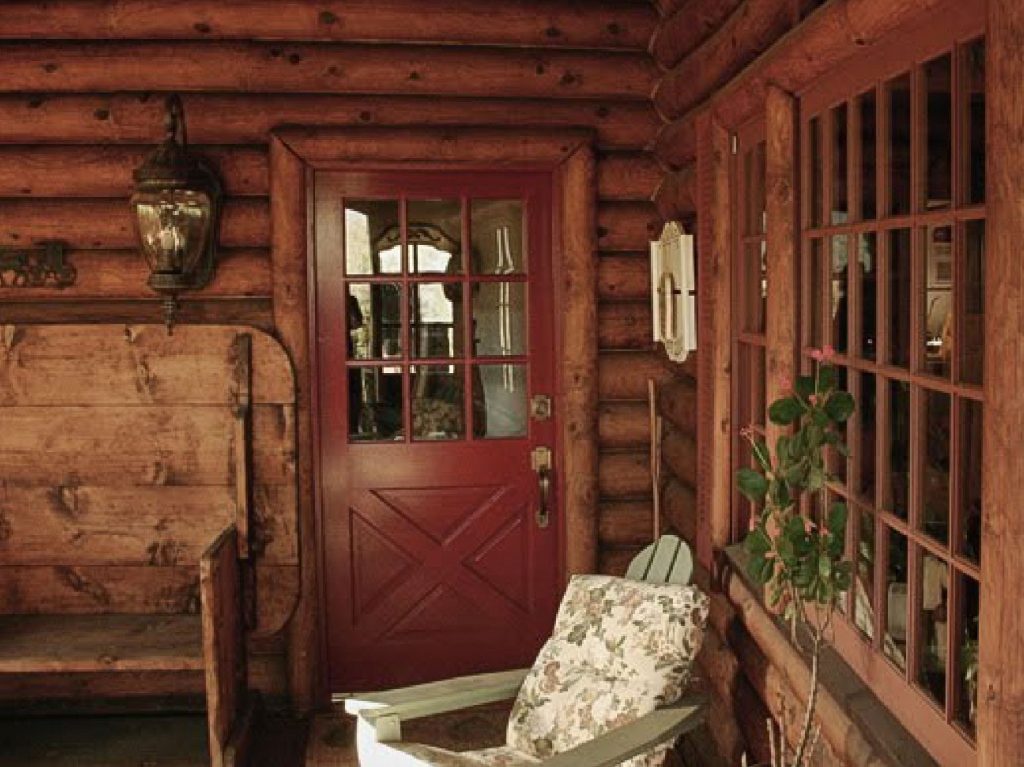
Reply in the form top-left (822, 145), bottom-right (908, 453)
top-left (0, 1), bottom-right (666, 693)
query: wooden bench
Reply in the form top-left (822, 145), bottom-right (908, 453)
top-left (0, 324), bottom-right (300, 767)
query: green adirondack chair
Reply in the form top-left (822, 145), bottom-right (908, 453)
top-left (345, 534), bottom-right (708, 767)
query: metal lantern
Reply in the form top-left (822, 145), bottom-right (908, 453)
top-left (131, 95), bottom-right (221, 330)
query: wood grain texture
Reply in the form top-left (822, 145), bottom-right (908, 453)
top-left (200, 526), bottom-right (245, 767)
top-left (598, 450), bottom-right (651, 499)
top-left (0, 93), bottom-right (661, 150)
top-left (0, 613), bottom-right (203, 673)
top-left (662, 423), bottom-right (698, 488)
top-left (599, 401), bottom-right (651, 448)
top-left (598, 351), bottom-right (677, 400)
top-left (598, 254), bottom-right (652, 303)
top-left (0, 42), bottom-right (656, 101)
top-left (598, 302), bottom-right (654, 350)
top-left (650, 0), bottom-right (745, 69)
top-left (598, 499), bottom-right (655, 546)
top-left (658, 377), bottom-right (698, 436)
top-left (597, 201), bottom-right (661, 253)
top-left (662, 478), bottom-right (697, 544)
top-left (979, 1), bottom-right (1024, 763)
top-left (0, 298), bottom-right (275, 328)
top-left (0, 0), bottom-right (657, 51)
top-left (652, 166), bottom-right (697, 221)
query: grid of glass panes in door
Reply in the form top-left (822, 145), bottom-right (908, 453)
top-left (802, 37), bottom-right (985, 742)
top-left (343, 197), bottom-right (530, 443)
top-left (732, 136), bottom-right (768, 539)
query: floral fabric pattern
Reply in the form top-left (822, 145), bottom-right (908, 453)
top-left (392, 744), bottom-right (539, 766)
top-left (506, 575), bottom-right (708, 767)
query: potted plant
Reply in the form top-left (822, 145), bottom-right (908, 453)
top-left (736, 347), bottom-right (855, 767)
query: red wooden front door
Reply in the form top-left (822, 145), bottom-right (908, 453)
top-left (314, 170), bottom-right (561, 691)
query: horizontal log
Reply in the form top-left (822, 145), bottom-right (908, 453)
top-left (650, 0), bottom-right (745, 69)
top-left (598, 450), bottom-right (651, 499)
top-left (0, 324), bottom-right (293, 406)
top-left (0, 94), bottom-right (661, 150)
top-left (0, 42), bottom-right (656, 101)
top-left (653, 116), bottom-right (699, 170)
top-left (0, 564), bottom-right (296, 636)
top-left (652, 165), bottom-right (697, 221)
top-left (0, 484), bottom-right (297, 566)
top-left (654, 0), bottom-right (794, 119)
top-left (598, 301), bottom-right (654, 350)
top-left (0, 248), bottom-right (270, 300)
top-left (597, 254), bottom-right (651, 302)
top-left (0, 197), bottom-right (267, 250)
top-left (0, 298), bottom-right (274, 329)
top-left (662, 422), bottom-right (698, 487)
top-left (596, 151), bottom-right (662, 201)
top-left (597, 201), bottom-right (661, 252)
top-left (0, 404), bottom-right (296, 486)
top-left (0, 0), bottom-right (657, 51)
top-left (598, 499), bottom-right (654, 546)
top-left (658, 376), bottom-right (698, 435)
top-left (597, 546), bottom-right (643, 577)
top-left (662, 477), bottom-right (697, 543)
top-left (598, 400), bottom-right (651, 448)
top-left (598, 350), bottom-right (676, 400)
top-left (0, 145), bottom-right (266, 198)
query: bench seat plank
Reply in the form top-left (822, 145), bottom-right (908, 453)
top-left (0, 614), bottom-right (203, 674)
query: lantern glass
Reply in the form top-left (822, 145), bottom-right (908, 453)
top-left (132, 188), bottom-right (213, 287)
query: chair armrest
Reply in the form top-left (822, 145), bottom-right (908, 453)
top-left (346, 668), bottom-right (530, 743)
top-left (537, 693), bottom-right (707, 767)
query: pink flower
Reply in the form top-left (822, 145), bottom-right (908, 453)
top-left (803, 517), bottom-right (817, 534)
top-left (809, 347), bottom-right (824, 362)
top-left (808, 394), bottom-right (821, 406)
top-left (740, 424), bottom-right (756, 441)
top-left (821, 344), bottom-right (836, 362)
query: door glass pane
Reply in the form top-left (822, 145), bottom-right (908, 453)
top-left (744, 243), bottom-right (767, 333)
top-left (345, 199), bottom-right (401, 275)
top-left (887, 379), bottom-right (911, 519)
top-left (924, 54), bottom-right (953, 210)
top-left (810, 116), bottom-right (824, 228)
top-left (889, 229), bottom-right (912, 367)
top-left (472, 199), bottom-right (526, 275)
top-left (347, 283), bottom-right (402, 360)
top-left (860, 232), bottom-right (878, 359)
top-left (888, 74), bottom-right (912, 216)
top-left (831, 235), bottom-right (849, 354)
top-left (860, 89), bottom-right (878, 219)
top-left (857, 372), bottom-right (876, 502)
top-left (349, 367), bottom-right (404, 442)
top-left (925, 225), bottom-right (954, 378)
top-left (411, 283), bottom-right (463, 359)
top-left (746, 142), bottom-right (767, 236)
top-left (407, 199), bottom-right (463, 274)
top-left (831, 103), bottom-right (849, 224)
top-left (854, 508), bottom-right (876, 640)
top-left (958, 399), bottom-right (983, 563)
top-left (808, 238), bottom-right (824, 347)
top-left (885, 527), bottom-right (909, 671)
top-left (411, 365), bottom-right (464, 441)
top-left (918, 550), bottom-right (949, 706)
top-left (752, 346), bottom-right (767, 428)
top-left (962, 220), bottom-right (985, 384)
top-left (476, 364), bottom-right (528, 439)
top-left (962, 39), bottom-right (986, 205)
top-left (955, 574), bottom-right (980, 738)
top-left (473, 282), bottom-right (526, 357)
top-left (922, 391), bottom-right (951, 545)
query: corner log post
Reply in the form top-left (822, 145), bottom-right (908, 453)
top-left (978, 1), bottom-right (1024, 763)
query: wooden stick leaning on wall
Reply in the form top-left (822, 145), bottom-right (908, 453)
top-left (648, 379), bottom-right (663, 540)
top-left (231, 333), bottom-right (256, 628)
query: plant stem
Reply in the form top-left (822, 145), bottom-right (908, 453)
top-left (791, 629), bottom-right (823, 766)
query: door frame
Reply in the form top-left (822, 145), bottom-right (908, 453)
top-left (268, 126), bottom-right (599, 709)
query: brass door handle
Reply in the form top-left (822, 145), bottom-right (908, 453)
top-left (531, 446), bottom-right (553, 530)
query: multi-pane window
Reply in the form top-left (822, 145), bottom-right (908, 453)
top-left (801, 33), bottom-right (985, 755)
top-left (732, 124), bottom-right (768, 539)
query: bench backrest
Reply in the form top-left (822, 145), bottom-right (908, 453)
top-left (0, 324), bottom-right (298, 638)
top-left (625, 534), bottom-right (694, 586)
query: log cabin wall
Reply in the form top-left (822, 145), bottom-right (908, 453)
top-left (0, 0), bottom-right (667, 704)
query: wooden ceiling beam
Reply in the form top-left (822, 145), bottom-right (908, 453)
top-left (650, 0), bottom-right (744, 70)
top-left (0, 0), bottom-right (657, 51)
top-left (0, 41), bottom-right (656, 101)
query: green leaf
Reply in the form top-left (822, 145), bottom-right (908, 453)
top-left (827, 501), bottom-right (848, 536)
top-left (752, 438), bottom-right (772, 472)
top-left (795, 375), bottom-right (816, 399)
top-left (737, 468), bottom-right (769, 502)
top-left (745, 527), bottom-right (771, 556)
top-left (817, 365), bottom-right (836, 392)
top-left (825, 391), bottom-right (856, 422)
top-left (769, 396), bottom-right (803, 426)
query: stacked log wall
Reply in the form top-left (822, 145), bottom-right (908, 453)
top-left (0, 0), bottom-right (666, 696)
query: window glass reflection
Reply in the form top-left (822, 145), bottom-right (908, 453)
top-left (885, 527), bottom-right (909, 671)
top-left (411, 283), bottom-right (463, 359)
top-left (349, 367), bottom-right (404, 442)
top-left (347, 283), bottom-right (402, 360)
top-left (918, 551), bottom-right (949, 705)
top-left (345, 199), bottom-right (401, 275)
top-left (962, 221), bottom-right (985, 384)
top-left (889, 229), bottom-right (912, 367)
top-left (476, 364), bottom-right (528, 439)
top-left (854, 508), bottom-right (876, 641)
top-left (860, 89), bottom-right (878, 219)
top-left (962, 40), bottom-right (986, 205)
top-left (412, 365), bottom-right (465, 441)
top-left (955, 575), bottom-right (980, 738)
top-left (860, 233), bottom-right (877, 359)
top-left (831, 236), bottom-right (849, 354)
top-left (888, 74), bottom-right (912, 216)
top-left (832, 103), bottom-right (849, 224)
top-left (887, 380), bottom-right (911, 519)
top-left (472, 200), bottom-right (526, 275)
top-left (474, 282), bottom-right (526, 357)
top-left (922, 391), bottom-right (951, 545)
top-left (924, 55), bottom-right (953, 210)
top-left (959, 400), bottom-right (983, 563)
top-left (925, 225), bottom-right (954, 377)
top-left (407, 199), bottom-right (463, 274)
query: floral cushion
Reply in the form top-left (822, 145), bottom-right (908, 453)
top-left (391, 744), bottom-right (540, 766)
top-left (505, 574), bottom-right (709, 767)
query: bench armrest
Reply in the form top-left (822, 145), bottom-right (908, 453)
top-left (537, 693), bottom-right (707, 767)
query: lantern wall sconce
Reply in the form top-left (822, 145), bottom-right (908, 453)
top-left (650, 220), bottom-right (697, 363)
top-left (131, 94), bottom-right (222, 331)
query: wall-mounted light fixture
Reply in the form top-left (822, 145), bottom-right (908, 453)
top-left (650, 220), bottom-right (697, 363)
top-left (131, 94), bottom-right (221, 331)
